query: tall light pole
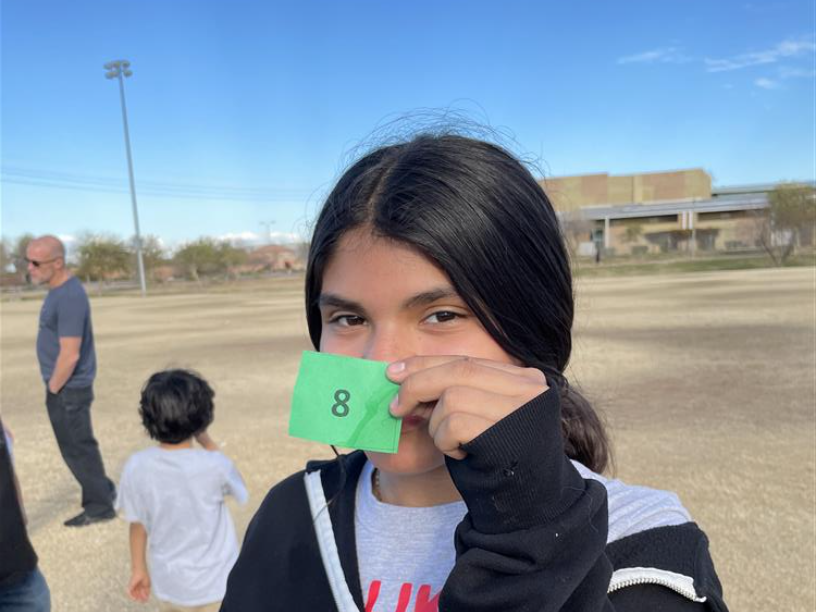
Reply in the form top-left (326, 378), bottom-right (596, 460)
top-left (259, 220), bottom-right (276, 244)
top-left (104, 59), bottom-right (147, 296)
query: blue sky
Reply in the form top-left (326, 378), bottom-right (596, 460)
top-left (2, 0), bottom-right (814, 252)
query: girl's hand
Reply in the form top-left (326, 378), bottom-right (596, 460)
top-left (386, 356), bottom-right (548, 459)
top-left (128, 569), bottom-right (151, 602)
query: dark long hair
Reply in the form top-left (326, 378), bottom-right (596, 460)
top-left (305, 134), bottom-right (609, 473)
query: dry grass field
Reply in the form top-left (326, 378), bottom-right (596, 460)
top-left (1, 267), bottom-right (813, 611)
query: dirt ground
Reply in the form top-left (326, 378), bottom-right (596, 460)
top-left (1, 267), bottom-right (813, 611)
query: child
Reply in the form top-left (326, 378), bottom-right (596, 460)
top-left (117, 369), bottom-right (248, 612)
top-left (222, 133), bottom-right (728, 611)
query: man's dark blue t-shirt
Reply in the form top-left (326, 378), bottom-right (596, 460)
top-left (36, 276), bottom-right (96, 388)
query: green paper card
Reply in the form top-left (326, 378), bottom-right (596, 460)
top-left (288, 351), bottom-right (401, 453)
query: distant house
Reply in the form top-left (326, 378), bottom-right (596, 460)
top-left (151, 265), bottom-right (176, 282)
top-left (244, 244), bottom-right (304, 273)
top-left (540, 169), bottom-right (803, 256)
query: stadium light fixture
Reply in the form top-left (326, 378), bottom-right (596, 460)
top-left (104, 59), bottom-right (147, 296)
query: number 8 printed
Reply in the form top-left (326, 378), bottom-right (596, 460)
top-left (332, 389), bottom-right (350, 417)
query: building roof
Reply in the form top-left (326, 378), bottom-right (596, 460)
top-left (570, 192), bottom-right (768, 221)
top-left (712, 181), bottom-right (816, 196)
top-left (712, 183), bottom-right (780, 196)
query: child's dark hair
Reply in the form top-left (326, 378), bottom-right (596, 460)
top-left (306, 133), bottom-right (610, 473)
top-left (139, 369), bottom-right (215, 444)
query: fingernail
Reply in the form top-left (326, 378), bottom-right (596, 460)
top-left (389, 394), bottom-right (399, 413)
top-left (387, 361), bottom-right (405, 374)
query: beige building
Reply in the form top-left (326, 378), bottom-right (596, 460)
top-left (542, 169), bottom-right (712, 212)
top-left (540, 169), bottom-right (770, 256)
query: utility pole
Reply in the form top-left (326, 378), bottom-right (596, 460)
top-left (259, 220), bottom-right (276, 244)
top-left (104, 59), bottom-right (147, 296)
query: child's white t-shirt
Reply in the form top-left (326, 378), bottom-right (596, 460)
top-left (116, 447), bottom-right (249, 606)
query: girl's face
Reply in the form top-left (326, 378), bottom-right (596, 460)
top-left (318, 228), bottom-right (517, 477)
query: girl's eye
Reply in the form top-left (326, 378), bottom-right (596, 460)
top-left (425, 311), bottom-right (461, 324)
top-left (330, 314), bottom-right (366, 327)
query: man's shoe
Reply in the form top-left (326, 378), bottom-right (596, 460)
top-left (63, 509), bottom-right (116, 527)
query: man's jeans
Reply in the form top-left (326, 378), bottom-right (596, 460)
top-left (45, 385), bottom-right (115, 516)
top-left (0, 569), bottom-right (51, 612)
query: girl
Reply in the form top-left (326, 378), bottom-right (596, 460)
top-left (222, 134), bottom-right (728, 611)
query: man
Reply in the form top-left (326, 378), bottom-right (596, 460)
top-left (0, 417), bottom-right (51, 610)
top-left (26, 235), bottom-right (116, 527)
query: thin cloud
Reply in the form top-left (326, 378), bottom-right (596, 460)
top-left (219, 231), bottom-right (261, 243)
top-left (705, 37), bottom-right (815, 72)
top-left (743, 2), bottom-right (792, 14)
top-left (779, 66), bottom-right (816, 79)
top-left (258, 231), bottom-right (302, 244)
top-left (617, 47), bottom-right (691, 65)
top-left (754, 77), bottom-right (780, 89)
top-left (218, 231), bottom-right (302, 246)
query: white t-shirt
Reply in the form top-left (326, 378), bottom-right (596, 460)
top-left (354, 460), bottom-right (690, 612)
top-left (355, 461), bottom-right (466, 612)
top-left (116, 447), bottom-right (249, 606)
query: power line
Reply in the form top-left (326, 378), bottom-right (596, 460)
top-left (1, 166), bottom-right (316, 202)
top-left (4, 166), bottom-right (313, 196)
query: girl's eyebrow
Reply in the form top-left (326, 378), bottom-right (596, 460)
top-left (317, 293), bottom-right (367, 315)
top-left (402, 286), bottom-right (461, 310)
top-left (318, 287), bottom-right (461, 314)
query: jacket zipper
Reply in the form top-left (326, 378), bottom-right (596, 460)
top-left (608, 567), bottom-right (707, 603)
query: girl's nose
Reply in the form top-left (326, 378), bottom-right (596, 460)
top-left (363, 327), bottom-right (413, 364)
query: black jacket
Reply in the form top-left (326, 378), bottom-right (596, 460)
top-left (223, 390), bottom-right (728, 611)
top-left (0, 416), bottom-right (38, 587)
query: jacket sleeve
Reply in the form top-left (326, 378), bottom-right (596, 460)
top-left (439, 388), bottom-right (724, 612)
top-left (439, 388), bottom-right (614, 611)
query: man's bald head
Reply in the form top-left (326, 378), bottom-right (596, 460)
top-left (26, 235), bottom-right (69, 287)
top-left (30, 235), bottom-right (66, 259)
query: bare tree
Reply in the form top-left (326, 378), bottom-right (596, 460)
top-left (11, 233), bottom-right (34, 282)
top-left (0, 238), bottom-right (15, 287)
top-left (750, 183), bottom-right (816, 265)
top-left (218, 242), bottom-right (248, 279)
top-left (294, 241), bottom-right (311, 263)
top-left (748, 211), bottom-right (785, 265)
top-left (0, 238), bottom-right (10, 273)
top-left (558, 211), bottom-right (596, 257)
top-left (76, 233), bottom-right (132, 293)
top-left (769, 183), bottom-right (816, 248)
top-left (129, 235), bottom-right (167, 281)
top-left (174, 239), bottom-right (220, 283)
top-left (173, 238), bottom-right (248, 282)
